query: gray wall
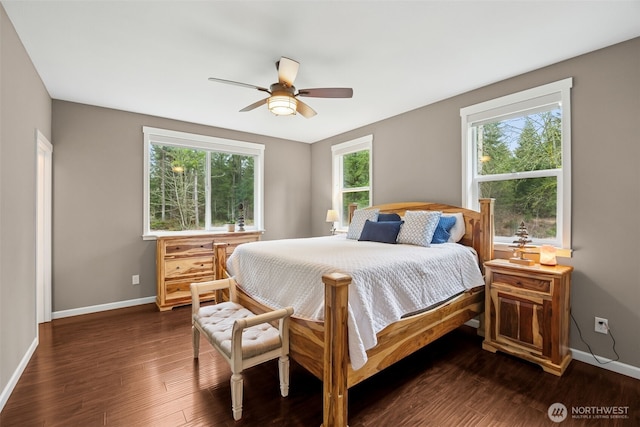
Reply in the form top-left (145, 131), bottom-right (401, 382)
top-left (0, 5), bottom-right (52, 402)
top-left (51, 101), bottom-right (311, 312)
top-left (312, 37), bottom-right (640, 368)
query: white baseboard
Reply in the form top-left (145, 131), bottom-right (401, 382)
top-left (464, 318), bottom-right (640, 380)
top-left (0, 336), bottom-right (38, 412)
top-left (571, 348), bottom-right (640, 380)
top-left (465, 318), bottom-right (480, 328)
top-left (52, 296), bottom-right (156, 319)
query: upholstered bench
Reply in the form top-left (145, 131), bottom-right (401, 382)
top-left (191, 278), bottom-right (294, 421)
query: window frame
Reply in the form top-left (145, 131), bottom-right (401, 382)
top-left (331, 135), bottom-right (373, 230)
top-left (142, 126), bottom-right (264, 239)
top-left (460, 78), bottom-right (573, 250)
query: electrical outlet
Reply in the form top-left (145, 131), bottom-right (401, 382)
top-left (132, 274), bottom-right (140, 285)
top-left (594, 317), bottom-right (608, 334)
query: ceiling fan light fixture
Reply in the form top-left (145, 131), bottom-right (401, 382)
top-left (268, 94), bottom-right (297, 116)
top-left (209, 57), bottom-right (352, 118)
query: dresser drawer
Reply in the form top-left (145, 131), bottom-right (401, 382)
top-left (492, 272), bottom-right (551, 293)
top-left (165, 275), bottom-right (215, 298)
top-left (164, 239), bottom-right (215, 257)
top-left (164, 256), bottom-right (215, 279)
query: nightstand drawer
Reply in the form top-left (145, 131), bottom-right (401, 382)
top-left (493, 272), bottom-right (551, 293)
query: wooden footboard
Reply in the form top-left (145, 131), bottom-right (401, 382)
top-left (218, 199), bottom-right (494, 427)
top-left (234, 274), bottom-right (484, 426)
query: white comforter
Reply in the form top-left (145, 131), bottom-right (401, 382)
top-left (226, 235), bottom-right (483, 370)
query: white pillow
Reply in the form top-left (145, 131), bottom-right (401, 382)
top-left (397, 210), bottom-right (441, 247)
top-left (443, 212), bottom-right (466, 243)
top-left (346, 209), bottom-right (379, 240)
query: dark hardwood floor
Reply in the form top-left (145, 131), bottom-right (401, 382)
top-left (1, 304), bottom-right (638, 426)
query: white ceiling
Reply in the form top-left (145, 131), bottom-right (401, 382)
top-left (3, 1), bottom-right (640, 143)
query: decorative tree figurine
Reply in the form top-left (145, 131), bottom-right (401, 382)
top-left (510, 221), bottom-right (534, 265)
top-left (237, 203), bottom-right (245, 232)
top-left (513, 221), bottom-right (532, 247)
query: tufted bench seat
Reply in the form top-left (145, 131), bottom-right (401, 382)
top-left (191, 278), bottom-right (294, 421)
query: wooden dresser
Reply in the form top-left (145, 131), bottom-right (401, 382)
top-left (155, 231), bottom-right (262, 311)
top-left (483, 259), bottom-right (573, 376)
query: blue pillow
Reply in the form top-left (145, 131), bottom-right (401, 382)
top-left (359, 220), bottom-right (403, 244)
top-left (431, 215), bottom-right (457, 244)
top-left (377, 213), bottom-right (401, 222)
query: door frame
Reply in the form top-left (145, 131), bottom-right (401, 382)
top-left (36, 130), bottom-right (53, 324)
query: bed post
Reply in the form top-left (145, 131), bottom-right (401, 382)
top-left (321, 272), bottom-right (351, 427)
top-left (478, 198), bottom-right (495, 270)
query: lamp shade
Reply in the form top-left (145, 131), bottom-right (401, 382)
top-left (326, 209), bottom-right (339, 222)
top-left (268, 95), bottom-right (297, 116)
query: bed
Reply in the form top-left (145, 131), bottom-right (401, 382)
top-left (212, 199), bottom-right (494, 426)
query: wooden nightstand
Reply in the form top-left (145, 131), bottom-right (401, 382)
top-left (483, 259), bottom-right (573, 376)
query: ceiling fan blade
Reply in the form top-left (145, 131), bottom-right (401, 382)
top-left (296, 99), bottom-right (317, 118)
top-left (277, 57), bottom-right (299, 87)
top-left (239, 97), bottom-right (269, 112)
top-left (208, 77), bottom-right (270, 93)
top-left (297, 88), bottom-right (354, 98)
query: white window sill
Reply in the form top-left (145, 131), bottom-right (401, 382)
top-left (143, 229), bottom-right (264, 241)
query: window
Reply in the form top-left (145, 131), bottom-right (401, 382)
top-left (331, 135), bottom-right (373, 229)
top-left (143, 127), bottom-right (264, 238)
top-left (461, 78), bottom-right (572, 249)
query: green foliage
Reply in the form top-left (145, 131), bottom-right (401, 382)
top-left (149, 145), bottom-right (206, 231)
top-left (210, 153), bottom-right (254, 227)
top-left (149, 144), bottom-right (254, 231)
top-left (343, 150), bottom-right (369, 188)
top-left (340, 150), bottom-right (370, 223)
top-left (477, 110), bottom-right (562, 239)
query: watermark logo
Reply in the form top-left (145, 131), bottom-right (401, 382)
top-left (548, 403), bottom-right (568, 423)
top-left (548, 403), bottom-right (631, 422)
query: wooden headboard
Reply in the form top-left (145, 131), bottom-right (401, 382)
top-left (350, 199), bottom-right (495, 269)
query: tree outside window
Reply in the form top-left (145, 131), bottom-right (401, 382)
top-left (476, 111), bottom-right (561, 241)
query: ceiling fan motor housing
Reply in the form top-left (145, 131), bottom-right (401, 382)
top-left (270, 83), bottom-right (296, 95)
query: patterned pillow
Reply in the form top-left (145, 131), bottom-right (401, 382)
top-left (346, 209), bottom-right (379, 240)
top-left (397, 210), bottom-right (441, 247)
top-left (431, 215), bottom-right (457, 244)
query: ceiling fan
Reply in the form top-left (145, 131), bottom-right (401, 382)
top-left (208, 57), bottom-right (353, 118)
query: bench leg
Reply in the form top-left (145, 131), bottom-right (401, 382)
top-left (192, 326), bottom-right (200, 359)
top-left (231, 373), bottom-right (243, 420)
top-left (279, 355), bottom-right (290, 397)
